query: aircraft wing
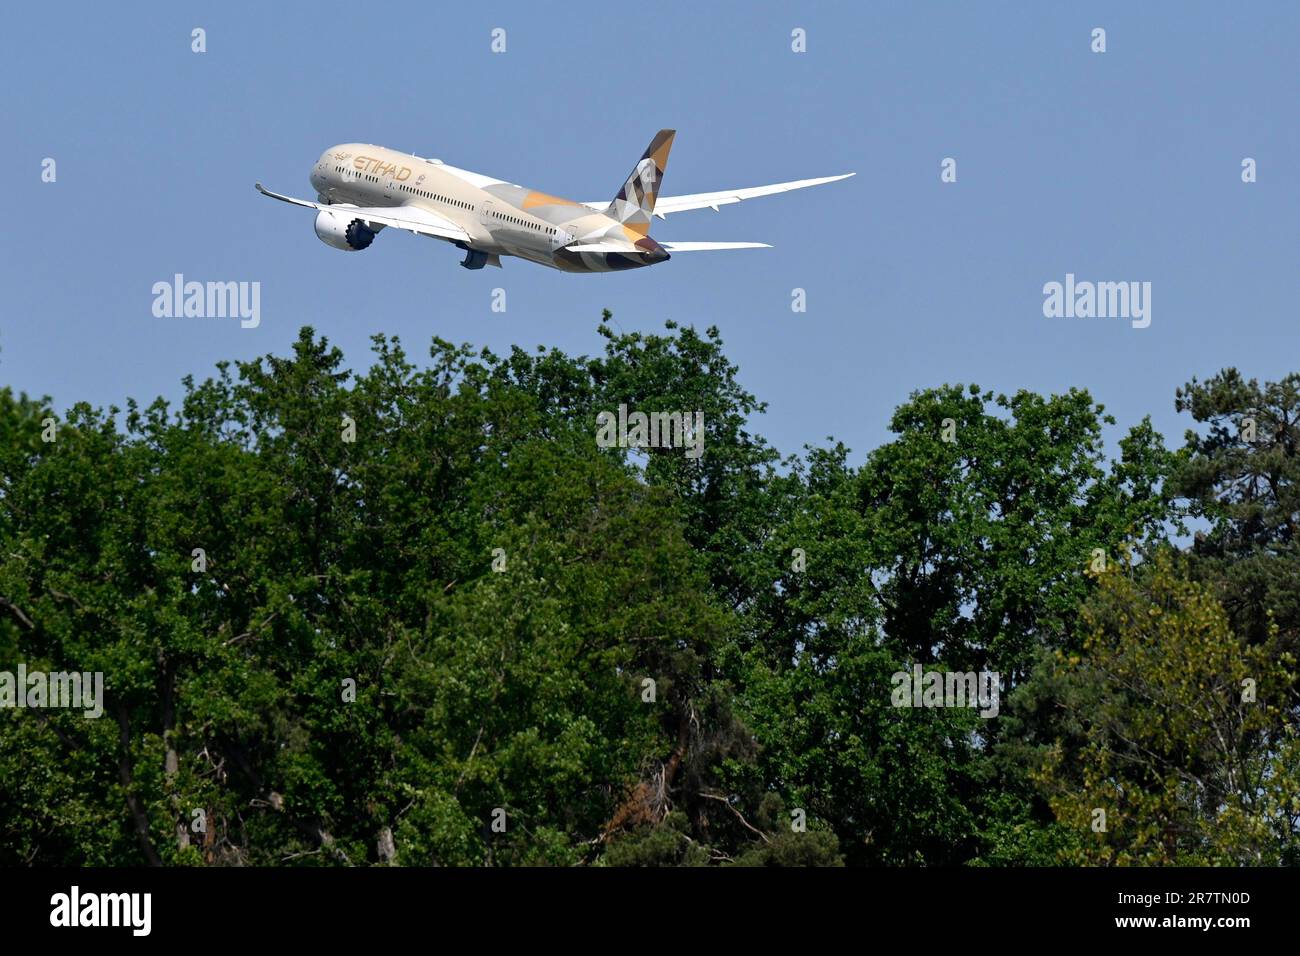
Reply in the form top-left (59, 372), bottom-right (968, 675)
top-left (583, 173), bottom-right (853, 219)
top-left (255, 183), bottom-right (470, 243)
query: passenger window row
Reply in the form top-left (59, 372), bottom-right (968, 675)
top-left (330, 166), bottom-right (554, 233)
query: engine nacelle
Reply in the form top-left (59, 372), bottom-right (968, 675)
top-left (314, 208), bottom-right (378, 251)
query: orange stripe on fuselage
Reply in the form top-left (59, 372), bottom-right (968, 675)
top-left (522, 191), bottom-right (583, 210)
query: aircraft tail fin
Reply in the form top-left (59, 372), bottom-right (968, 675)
top-left (607, 129), bottom-right (675, 236)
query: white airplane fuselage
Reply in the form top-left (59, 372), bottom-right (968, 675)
top-left (258, 130), bottom-right (853, 272)
top-left (307, 143), bottom-right (668, 272)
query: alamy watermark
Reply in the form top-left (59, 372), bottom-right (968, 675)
top-left (596, 404), bottom-right (705, 459)
top-left (1042, 273), bottom-right (1150, 329)
top-left (50, 886), bottom-right (150, 936)
top-left (0, 665), bottom-right (103, 718)
top-left (152, 273), bottom-right (261, 328)
top-left (891, 664), bottom-right (1000, 718)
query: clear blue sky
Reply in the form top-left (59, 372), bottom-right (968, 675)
top-left (4, 1), bottom-right (1297, 462)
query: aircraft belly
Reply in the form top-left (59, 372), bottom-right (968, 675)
top-left (552, 249), bottom-right (651, 273)
top-left (489, 231), bottom-right (548, 263)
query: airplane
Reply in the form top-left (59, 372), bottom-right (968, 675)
top-left (255, 130), bottom-right (853, 273)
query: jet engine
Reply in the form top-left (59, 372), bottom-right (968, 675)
top-left (314, 208), bottom-right (379, 251)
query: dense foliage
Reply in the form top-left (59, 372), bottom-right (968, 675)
top-left (1, 316), bottom-right (1296, 865)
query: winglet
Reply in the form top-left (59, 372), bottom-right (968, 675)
top-left (255, 183), bottom-right (318, 210)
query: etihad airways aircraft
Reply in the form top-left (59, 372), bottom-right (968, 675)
top-left (256, 130), bottom-right (852, 272)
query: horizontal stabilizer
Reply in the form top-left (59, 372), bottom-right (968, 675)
top-left (658, 241), bottom-right (771, 252)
